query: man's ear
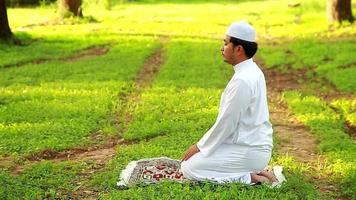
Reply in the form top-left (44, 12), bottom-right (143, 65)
top-left (234, 45), bottom-right (242, 55)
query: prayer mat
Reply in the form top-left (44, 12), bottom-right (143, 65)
top-left (117, 157), bottom-right (286, 188)
top-left (117, 157), bottom-right (186, 187)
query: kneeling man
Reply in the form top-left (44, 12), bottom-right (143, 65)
top-left (181, 21), bottom-right (278, 184)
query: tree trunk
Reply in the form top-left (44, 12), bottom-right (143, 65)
top-left (0, 0), bottom-right (13, 40)
top-left (327, 0), bottom-right (354, 23)
top-left (60, 0), bottom-right (83, 17)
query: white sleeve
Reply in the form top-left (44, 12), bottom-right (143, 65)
top-left (197, 79), bottom-right (252, 157)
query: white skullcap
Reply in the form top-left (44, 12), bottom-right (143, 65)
top-left (226, 21), bottom-right (256, 42)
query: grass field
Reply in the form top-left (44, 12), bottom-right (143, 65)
top-left (1, 0), bottom-right (355, 199)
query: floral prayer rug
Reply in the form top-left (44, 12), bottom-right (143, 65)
top-left (117, 157), bottom-right (286, 188)
top-left (117, 157), bottom-right (186, 187)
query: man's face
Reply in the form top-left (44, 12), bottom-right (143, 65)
top-left (221, 35), bottom-right (236, 65)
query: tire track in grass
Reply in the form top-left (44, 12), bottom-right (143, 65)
top-left (2, 45), bottom-right (110, 68)
top-left (116, 36), bottom-right (169, 136)
top-left (9, 137), bottom-right (130, 175)
top-left (255, 57), bottom-right (343, 199)
top-left (10, 37), bottom-right (168, 177)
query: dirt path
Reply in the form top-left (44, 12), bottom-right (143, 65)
top-left (256, 58), bottom-right (344, 199)
top-left (2, 45), bottom-right (110, 68)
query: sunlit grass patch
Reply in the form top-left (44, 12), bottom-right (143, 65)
top-left (0, 161), bottom-right (89, 199)
top-left (124, 86), bottom-right (221, 140)
top-left (259, 38), bottom-right (356, 92)
top-left (331, 98), bottom-right (356, 127)
top-left (101, 179), bottom-right (318, 200)
top-left (7, 7), bottom-right (57, 29)
top-left (0, 83), bottom-right (120, 124)
top-left (153, 38), bottom-right (229, 88)
top-left (0, 83), bottom-right (123, 156)
top-left (8, 0), bottom-right (355, 40)
top-left (282, 91), bottom-right (356, 198)
top-left (321, 65), bottom-right (356, 92)
top-left (123, 38), bottom-right (230, 141)
top-left (0, 36), bottom-right (159, 85)
top-left (0, 37), bottom-right (160, 157)
top-left (0, 34), bottom-right (109, 68)
top-left (98, 0), bottom-right (355, 39)
top-left (282, 92), bottom-right (354, 152)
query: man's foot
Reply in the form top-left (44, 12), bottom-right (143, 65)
top-left (257, 170), bottom-right (278, 183)
top-left (250, 173), bottom-right (270, 184)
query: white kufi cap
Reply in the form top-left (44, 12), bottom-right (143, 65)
top-left (226, 21), bottom-right (256, 42)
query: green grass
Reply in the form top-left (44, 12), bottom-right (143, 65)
top-left (0, 34), bottom-right (109, 68)
top-left (0, 161), bottom-right (89, 199)
top-left (123, 38), bottom-right (228, 140)
top-left (258, 38), bottom-right (356, 92)
top-left (101, 177), bottom-right (318, 200)
top-left (331, 99), bottom-right (356, 126)
top-left (0, 37), bottom-right (159, 158)
top-left (282, 91), bottom-right (356, 199)
top-left (0, 82), bottom-right (123, 156)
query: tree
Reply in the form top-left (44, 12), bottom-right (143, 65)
top-left (0, 0), bottom-right (13, 40)
top-left (59, 0), bottom-right (83, 18)
top-left (327, 0), bottom-right (354, 23)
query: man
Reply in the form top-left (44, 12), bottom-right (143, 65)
top-left (181, 21), bottom-right (280, 185)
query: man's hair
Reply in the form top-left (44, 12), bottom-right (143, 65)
top-left (229, 37), bottom-right (258, 58)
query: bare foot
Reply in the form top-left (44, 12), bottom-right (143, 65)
top-left (258, 170), bottom-right (278, 182)
top-left (251, 173), bottom-right (270, 184)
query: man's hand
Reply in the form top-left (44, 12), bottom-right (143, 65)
top-left (182, 144), bottom-right (200, 161)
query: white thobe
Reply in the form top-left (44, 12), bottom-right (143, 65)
top-left (181, 58), bottom-right (273, 184)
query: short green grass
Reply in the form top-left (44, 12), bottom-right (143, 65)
top-left (0, 161), bottom-right (90, 199)
top-left (123, 38), bottom-right (228, 141)
top-left (331, 98), bottom-right (356, 127)
top-left (0, 34), bottom-right (109, 68)
top-left (282, 91), bottom-right (356, 199)
top-left (0, 37), bottom-right (159, 158)
top-left (258, 38), bottom-right (356, 92)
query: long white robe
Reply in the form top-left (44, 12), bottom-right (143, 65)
top-left (181, 58), bottom-right (273, 184)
